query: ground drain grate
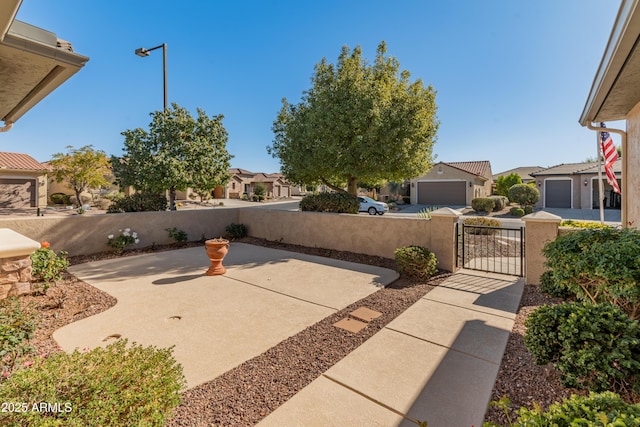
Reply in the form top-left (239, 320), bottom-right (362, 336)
top-left (102, 333), bottom-right (122, 342)
top-left (333, 306), bottom-right (383, 333)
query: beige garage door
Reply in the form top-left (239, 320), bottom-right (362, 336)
top-left (417, 181), bottom-right (466, 205)
top-left (0, 178), bottom-right (36, 208)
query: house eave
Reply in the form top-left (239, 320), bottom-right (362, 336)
top-left (580, 0), bottom-right (640, 125)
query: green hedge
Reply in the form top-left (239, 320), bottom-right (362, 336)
top-left (509, 207), bottom-right (525, 217)
top-left (471, 197), bottom-right (494, 213)
top-left (463, 217), bottom-right (501, 235)
top-left (525, 302), bottom-right (640, 394)
top-left (488, 195), bottom-right (508, 211)
top-left (394, 246), bottom-right (438, 280)
top-left (106, 192), bottom-right (168, 213)
top-left (0, 340), bottom-right (185, 426)
top-left (508, 184), bottom-right (539, 207)
top-left (299, 192), bottom-right (359, 213)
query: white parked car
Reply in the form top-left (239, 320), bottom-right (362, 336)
top-left (358, 196), bottom-right (389, 215)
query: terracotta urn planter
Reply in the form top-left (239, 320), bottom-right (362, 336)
top-left (204, 238), bottom-right (229, 276)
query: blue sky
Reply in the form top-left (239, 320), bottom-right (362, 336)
top-left (4, 0), bottom-right (624, 175)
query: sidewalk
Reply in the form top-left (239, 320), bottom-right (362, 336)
top-left (258, 269), bottom-right (524, 427)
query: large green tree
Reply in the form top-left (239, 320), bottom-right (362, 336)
top-left (49, 145), bottom-right (111, 207)
top-left (268, 41), bottom-right (439, 195)
top-left (114, 103), bottom-right (233, 210)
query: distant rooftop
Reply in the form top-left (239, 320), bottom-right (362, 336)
top-left (0, 151), bottom-right (45, 170)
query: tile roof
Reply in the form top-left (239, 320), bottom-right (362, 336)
top-left (493, 166), bottom-right (543, 181)
top-left (0, 152), bottom-right (46, 171)
top-left (444, 161), bottom-right (491, 178)
top-left (531, 160), bottom-right (622, 176)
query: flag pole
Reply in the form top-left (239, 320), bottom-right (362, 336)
top-left (597, 129), bottom-right (605, 224)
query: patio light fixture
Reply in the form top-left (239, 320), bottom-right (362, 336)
top-left (584, 179), bottom-right (588, 186)
top-left (134, 43), bottom-right (167, 111)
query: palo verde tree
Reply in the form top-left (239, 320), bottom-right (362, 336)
top-left (114, 103), bottom-right (233, 210)
top-left (495, 173), bottom-right (522, 198)
top-left (49, 145), bottom-right (111, 207)
top-left (268, 41), bottom-right (439, 195)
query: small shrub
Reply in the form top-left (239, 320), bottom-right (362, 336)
top-left (463, 217), bottom-right (501, 235)
top-left (30, 244), bottom-right (69, 293)
top-left (488, 195), bottom-right (509, 211)
top-left (0, 339), bottom-right (185, 426)
top-left (253, 182), bottom-right (267, 197)
top-left (107, 228), bottom-right (140, 254)
top-left (508, 184), bottom-right (539, 207)
top-left (252, 195), bottom-right (259, 201)
top-left (515, 392), bottom-right (640, 425)
top-left (166, 227), bottom-right (188, 244)
top-left (543, 227), bottom-right (640, 318)
top-left (106, 192), bottom-right (167, 213)
top-left (523, 205), bottom-right (533, 214)
top-left (225, 223), bottom-right (248, 240)
top-left (299, 192), bottom-right (359, 214)
top-left (94, 198), bottom-right (112, 210)
top-left (70, 194), bottom-right (92, 206)
top-left (538, 270), bottom-right (572, 298)
top-left (561, 219), bottom-right (612, 229)
top-left (417, 206), bottom-right (437, 219)
top-left (0, 298), bottom-right (37, 375)
top-left (525, 302), bottom-right (640, 394)
top-left (471, 197), bottom-right (494, 214)
top-left (394, 246), bottom-right (438, 280)
top-left (509, 206), bottom-right (525, 217)
top-left (241, 193), bottom-right (249, 201)
top-left (49, 193), bottom-right (71, 205)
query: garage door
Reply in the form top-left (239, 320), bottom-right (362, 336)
top-left (545, 180), bottom-right (571, 208)
top-left (417, 181), bottom-right (466, 205)
top-left (0, 178), bottom-right (36, 208)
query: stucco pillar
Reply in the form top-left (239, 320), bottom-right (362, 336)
top-left (522, 211), bottom-right (561, 285)
top-left (429, 207), bottom-right (462, 273)
top-left (0, 228), bottom-right (40, 300)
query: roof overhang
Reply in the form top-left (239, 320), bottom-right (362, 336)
top-left (0, 1), bottom-right (89, 126)
top-left (580, 0), bottom-right (640, 125)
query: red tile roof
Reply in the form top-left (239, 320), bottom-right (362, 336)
top-left (445, 161), bottom-right (491, 178)
top-left (0, 152), bottom-right (46, 171)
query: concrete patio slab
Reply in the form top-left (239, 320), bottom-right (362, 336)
top-left (54, 243), bottom-right (397, 388)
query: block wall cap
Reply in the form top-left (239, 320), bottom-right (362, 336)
top-left (430, 207), bottom-right (463, 217)
top-left (0, 228), bottom-right (41, 258)
top-left (521, 211), bottom-right (562, 222)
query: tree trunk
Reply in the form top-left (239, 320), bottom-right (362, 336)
top-left (169, 187), bottom-right (177, 211)
top-left (320, 177), bottom-right (348, 194)
top-left (346, 177), bottom-right (358, 196)
top-left (74, 188), bottom-right (82, 208)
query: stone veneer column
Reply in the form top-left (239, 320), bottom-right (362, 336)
top-left (521, 211), bottom-right (561, 285)
top-left (0, 229), bottom-right (41, 300)
top-left (429, 207), bottom-right (462, 273)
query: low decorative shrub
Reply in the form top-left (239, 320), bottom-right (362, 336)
top-left (488, 195), bottom-right (509, 211)
top-left (166, 227), bottom-right (188, 244)
top-left (107, 228), bottom-right (140, 254)
top-left (49, 193), bottom-right (72, 205)
top-left (106, 192), bottom-right (167, 213)
top-left (0, 298), bottom-right (37, 375)
top-left (241, 193), bottom-right (249, 201)
top-left (538, 270), bottom-right (572, 298)
top-left (487, 392), bottom-right (640, 426)
top-left (525, 302), bottom-right (640, 394)
top-left (225, 223), bottom-right (248, 240)
top-left (30, 243), bottom-right (69, 293)
top-left (299, 192), bottom-right (359, 214)
top-left (70, 194), bottom-right (92, 206)
top-left (394, 246), bottom-right (438, 280)
top-left (508, 184), bottom-right (539, 207)
top-left (416, 206), bottom-right (437, 219)
top-left (463, 217), bottom-right (501, 235)
top-left (509, 207), bottom-right (525, 217)
top-left (560, 219), bottom-right (612, 229)
top-left (471, 197), bottom-right (494, 214)
top-left (523, 205), bottom-right (533, 214)
top-left (0, 339), bottom-right (185, 426)
top-left (543, 227), bottom-right (640, 318)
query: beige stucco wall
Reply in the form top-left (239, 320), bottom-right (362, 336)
top-left (625, 101), bottom-right (640, 227)
top-left (0, 209), bottom-right (239, 257)
top-left (522, 213), bottom-right (561, 285)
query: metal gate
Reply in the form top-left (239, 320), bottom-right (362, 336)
top-left (456, 223), bottom-right (524, 276)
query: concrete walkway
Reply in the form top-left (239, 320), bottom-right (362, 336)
top-left (258, 269), bottom-right (524, 427)
top-left (54, 243), bottom-right (397, 388)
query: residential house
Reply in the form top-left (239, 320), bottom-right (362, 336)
top-left (579, 0), bottom-right (640, 227)
top-left (0, 152), bottom-right (47, 209)
top-left (410, 161), bottom-right (493, 206)
top-left (226, 168), bottom-right (292, 199)
top-left (530, 160), bottom-right (622, 210)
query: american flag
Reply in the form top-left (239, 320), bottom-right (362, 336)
top-left (600, 122), bottom-right (621, 194)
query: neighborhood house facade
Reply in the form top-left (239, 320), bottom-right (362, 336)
top-left (0, 152), bottom-right (47, 209)
top-left (410, 161), bottom-right (493, 206)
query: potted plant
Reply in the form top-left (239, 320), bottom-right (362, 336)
top-left (204, 237), bottom-right (229, 275)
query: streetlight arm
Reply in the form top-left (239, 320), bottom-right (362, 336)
top-left (134, 43), bottom-right (167, 111)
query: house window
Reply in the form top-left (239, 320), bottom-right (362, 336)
top-left (232, 182), bottom-right (236, 190)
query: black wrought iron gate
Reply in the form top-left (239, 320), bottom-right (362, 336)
top-left (456, 223), bottom-right (525, 277)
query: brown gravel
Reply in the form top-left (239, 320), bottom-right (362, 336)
top-left (15, 237), bottom-right (577, 426)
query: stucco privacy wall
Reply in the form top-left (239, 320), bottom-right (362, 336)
top-left (626, 101), bottom-right (640, 227)
top-left (0, 209), bottom-right (239, 257)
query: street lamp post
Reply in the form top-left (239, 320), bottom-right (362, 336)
top-left (134, 43), bottom-right (167, 111)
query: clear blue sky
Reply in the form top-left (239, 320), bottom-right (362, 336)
top-left (3, 0), bottom-right (624, 175)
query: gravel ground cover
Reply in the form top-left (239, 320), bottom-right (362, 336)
top-left (13, 237), bottom-right (575, 426)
